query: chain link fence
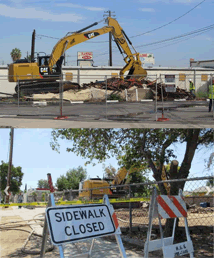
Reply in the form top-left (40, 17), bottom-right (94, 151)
top-left (45, 176), bottom-right (214, 232)
top-left (0, 73), bottom-right (213, 120)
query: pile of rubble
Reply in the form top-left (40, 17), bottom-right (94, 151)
top-left (81, 78), bottom-right (194, 100)
top-left (188, 204), bottom-right (214, 213)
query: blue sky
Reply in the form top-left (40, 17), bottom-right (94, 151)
top-left (0, 128), bottom-right (212, 191)
top-left (0, 0), bottom-right (214, 67)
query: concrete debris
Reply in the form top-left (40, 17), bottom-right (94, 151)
top-left (189, 205), bottom-right (214, 213)
top-left (82, 78), bottom-right (194, 100)
top-left (32, 78), bottom-right (194, 101)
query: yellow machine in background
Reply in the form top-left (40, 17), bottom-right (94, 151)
top-left (80, 163), bottom-right (170, 200)
top-left (79, 167), bottom-right (136, 199)
top-left (8, 17), bottom-right (147, 95)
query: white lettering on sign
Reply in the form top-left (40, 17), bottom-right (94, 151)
top-left (40, 67), bottom-right (48, 73)
top-left (46, 204), bottom-right (115, 245)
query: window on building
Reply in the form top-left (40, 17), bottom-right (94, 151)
top-left (165, 75), bottom-right (175, 83)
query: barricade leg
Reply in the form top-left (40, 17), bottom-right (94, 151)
top-left (59, 245), bottom-right (65, 258)
top-left (144, 187), bottom-right (157, 258)
top-left (88, 238), bottom-right (95, 257)
top-left (184, 218), bottom-right (195, 258)
top-left (115, 234), bottom-right (127, 258)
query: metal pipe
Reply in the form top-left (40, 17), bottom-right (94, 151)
top-left (114, 39), bottom-right (123, 54)
top-left (76, 22), bottom-right (98, 34)
top-left (122, 29), bottom-right (132, 45)
top-left (31, 30), bottom-right (35, 62)
top-left (129, 185), bottom-right (132, 232)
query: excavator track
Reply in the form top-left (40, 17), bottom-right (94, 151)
top-left (15, 80), bottom-right (80, 96)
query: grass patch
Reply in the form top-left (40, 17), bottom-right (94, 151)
top-left (196, 91), bottom-right (208, 99)
top-left (107, 93), bottom-right (125, 102)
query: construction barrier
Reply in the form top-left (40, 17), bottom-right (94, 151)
top-left (0, 197), bottom-right (150, 207)
top-left (144, 187), bottom-right (194, 258)
top-left (40, 173), bottom-right (127, 258)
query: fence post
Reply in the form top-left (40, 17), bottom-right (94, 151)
top-left (90, 189), bottom-right (92, 201)
top-left (155, 74), bottom-right (157, 121)
top-left (136, 88), bottom-right (138, 102)
top-left (77, 68), bottom-right (80, 85)
top-left (129, 185), bottom-right (132, 232)
top-left (125, 89), bottom-right (128, 101)
top-left (194, 69), bottom-right (196, 93)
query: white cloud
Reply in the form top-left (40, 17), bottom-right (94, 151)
top-left (138, 0), bottom-right (199, 3)
top-left (139, 8), bottom-right (155, 12)
top-left (0, 4), bottom-right (84, 22)
top-left (56, 3), bottom-right (105, 11)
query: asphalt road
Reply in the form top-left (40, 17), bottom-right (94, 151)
top-left (0, 100), bottom-right (213, 128)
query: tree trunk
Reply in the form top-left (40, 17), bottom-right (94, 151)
top-left (164, 160), bottom-right (181, 239)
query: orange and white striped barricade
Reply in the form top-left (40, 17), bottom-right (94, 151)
top-left (41, 175), bottom-right (127, 258)
top-left (144, 187), bottom-right (194, 258)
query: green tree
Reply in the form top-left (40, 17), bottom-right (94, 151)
top-left (103, 164), bottom-right (117, 179)
top-left (37, 179), bottom-right (49, 188)
top-left (10, 48), bottom-right (21, 62)
top-left (31, 191), bottom-right (37, 202)
top-left (0, 161), bottom-right (24, 195)
top-left (50, 129), bottom-right (213, 236)
top-left (56, 166), bottom-right (87, 191)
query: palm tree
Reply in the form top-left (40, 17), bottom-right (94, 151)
top-left (10, 48), bottom-right (21, 62)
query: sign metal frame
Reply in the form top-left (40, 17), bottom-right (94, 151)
top-left (144, 187), bottom-right (195, 258)
top-left (40, 173), bottom-right (127, 258)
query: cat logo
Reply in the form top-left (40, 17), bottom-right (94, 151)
top-left (84, 32), bottom-right (100, 39)
top-left (117, 37), bottom-right (126, 44)
top-left (40, 67), bottom-right (48, 73)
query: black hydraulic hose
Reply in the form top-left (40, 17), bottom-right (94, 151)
top-left (122, 29), bottom-right (132, 45)
top-left (76, 22), bottom-right (98, 34)
top-left (114, 39), bottom-right (123, 54)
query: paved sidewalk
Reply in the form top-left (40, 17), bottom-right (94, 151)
top-left (0, 207), bottom-right (145, 257)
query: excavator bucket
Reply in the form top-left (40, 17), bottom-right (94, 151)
top-left (126, 64), bottom-right (147, 80)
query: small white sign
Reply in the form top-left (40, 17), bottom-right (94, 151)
top-left (77, 52), bottom-right (93, 60)
top-left (163, 241), bottom-right (194, 257)
top-left (46, 204), bottom-right (115, 245)
top-left (4, 186), bottom-right (9, 196)
top-left (139, 53), bottom-right (155, 65)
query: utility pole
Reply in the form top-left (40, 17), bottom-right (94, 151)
top-left (5, 128), bottom-right (14, 204)
top-left (104, 10), bottom-right (116, 66)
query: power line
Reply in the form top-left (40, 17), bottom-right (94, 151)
top-left (130, 0), bottom-right (206, 38)
top-left (139, 28), bottom-right (213, 52)
top-left (36, 34), bottom-right (60, 40)
top-left (135, 23), bottom-right (214, 49)
top-left (93, 23), bottom-right (214, 58)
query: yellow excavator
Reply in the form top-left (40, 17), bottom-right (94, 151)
top-left (8, 17), bottom-right (147, 95)
top-left (79, 167), bottom-right (137, 199)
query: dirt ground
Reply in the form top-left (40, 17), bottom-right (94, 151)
top-left (0, 215), bottom-right (32, 258)
top-left (115, 208), bottom-right (214, 228)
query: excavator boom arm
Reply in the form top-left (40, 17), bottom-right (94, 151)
top-left (49, 18), bottom-right (147, 78)
top-left (49, 26), bottom-right (112, 70)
